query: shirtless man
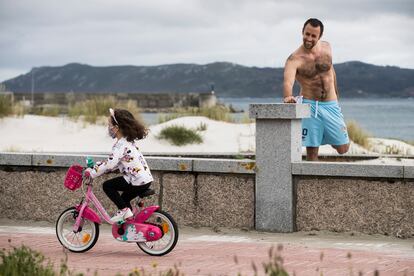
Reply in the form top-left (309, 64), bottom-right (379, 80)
top-left (283, 18), bottom-right (349, 161)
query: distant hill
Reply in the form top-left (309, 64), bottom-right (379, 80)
top-left (3, 61), bottom-right (414, 98)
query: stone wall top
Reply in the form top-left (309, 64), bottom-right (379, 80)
top-left (1, 153), bottom-right (413, 179)
top-left (0, 152), bottom-right (255, 175)
top-left (249, 103), bottom-right (311, 119)
top-left (292, 161), bottom-right (414, 179)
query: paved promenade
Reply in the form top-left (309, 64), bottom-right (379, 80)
top-left (0, 219), bottom-right (413, 276)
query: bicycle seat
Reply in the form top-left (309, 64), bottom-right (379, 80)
top-left (139, 188), bottom-right (155, 198)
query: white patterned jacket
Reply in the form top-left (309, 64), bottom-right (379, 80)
top-left (89, 137), bottom-right (153, 186)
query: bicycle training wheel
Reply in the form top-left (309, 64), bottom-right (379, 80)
top-left (137, 210), bottom-right (178, 256)
top-left (56, 207), bottom-right (99, 253)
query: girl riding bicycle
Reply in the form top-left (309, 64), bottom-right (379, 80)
top-left (85, 108), bottom-right (153, 223)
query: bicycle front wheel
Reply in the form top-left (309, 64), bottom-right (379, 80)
top-left (137, 210), bottom-right (178, 256)
top-left (56, 207), bottom-right (99, 253)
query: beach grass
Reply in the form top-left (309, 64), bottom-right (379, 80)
top-left (198, 105), bottom-right (233, 122)
top-left (12, 102), bottom-right (29, 117)
top-left (158, 105), bottom-right (233, 123)
top-left (3, 145), bottom-right (22, 152)
top-left (240, 112), bottom-right (254, 124)
top-left (157, 113), bottom-right (181, 124)
top-left (33, 105), bottom-right (62, 117)
top-left (384, 144), bottom-right (404, 155)
top-left (0, 94), bottom-right (13, 118)
top-left (346, 120), bottom-right (371, 148)
top-left (68, 96), bottom-right (144, 124)
top-left (157, 125), bottom-right (203, 146)
top-left (68, 95), bottom-right (117, 123)
top-left (0, 95), bottom-right (30, 117)
top-left (195, 122), bottom-right (208, 131)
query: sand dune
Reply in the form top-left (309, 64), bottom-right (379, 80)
top-left (0, 115), bottom-right (413, 158)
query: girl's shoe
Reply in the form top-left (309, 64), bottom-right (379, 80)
top-left (110, 208), bottom-right (133, 223)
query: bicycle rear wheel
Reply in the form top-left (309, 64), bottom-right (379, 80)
top-left (137, 210), bottom-right (178, 256)
top-left (56, 207), bottom-right (99, 253)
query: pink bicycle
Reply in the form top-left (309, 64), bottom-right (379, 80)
top-left (56, 164), bottom-right (178, 256)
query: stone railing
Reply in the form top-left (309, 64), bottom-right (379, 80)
top-left (249, 104), bottom-right (413, 237)
top-left (0, 153), bottom-right (255, 229)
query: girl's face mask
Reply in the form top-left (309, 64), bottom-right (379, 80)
top-left (108, 125), bottom-right (118, 138)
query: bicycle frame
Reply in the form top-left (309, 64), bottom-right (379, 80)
top-left (72, 181), bottom-right (114, 232)
top-left (72, 179), bottom-right (160, 232)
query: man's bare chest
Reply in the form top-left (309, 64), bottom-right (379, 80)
top-left (297, 54), bottom-right (332, 79)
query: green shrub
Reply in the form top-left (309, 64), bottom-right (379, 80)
top-left (346, 120), bottom-right (371, 148)
top-left (0, 245), bottom-right (56, 276)
top-left (0, 243), bottom-right (87, 276)
top-left (158, 125), bottom-right (203, 146)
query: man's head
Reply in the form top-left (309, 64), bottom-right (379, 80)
top-left (302, 18), bottom-right (324, 50)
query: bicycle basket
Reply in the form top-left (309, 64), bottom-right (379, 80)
top-left (64, 164), bottom-right (83, 191)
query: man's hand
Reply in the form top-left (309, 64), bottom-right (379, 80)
top-left (283, 96), bottom-right (297, 103)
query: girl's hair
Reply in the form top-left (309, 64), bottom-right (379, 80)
top-left (110, 109), bottom-right (148, 142)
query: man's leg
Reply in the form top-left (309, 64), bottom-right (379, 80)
top-left (321, 102), bottom-right (349, 156)
top-left (306, 147), bottom-right (319, 161)
top-left (332, 143), bottom-right (350, 154)
top-left (301, 101), bottom-right (323, 161)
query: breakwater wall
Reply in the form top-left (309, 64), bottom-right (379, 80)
top-left (11, 92), bottom-right (217, 110)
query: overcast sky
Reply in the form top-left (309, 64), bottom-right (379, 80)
top-left (0, 0), bottom-right (413, 82)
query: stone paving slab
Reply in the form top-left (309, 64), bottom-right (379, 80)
top-left (0, 220), bottom-right (413, 276)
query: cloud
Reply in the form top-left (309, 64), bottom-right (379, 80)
top-left (0, 0), bottom-right (413, 81)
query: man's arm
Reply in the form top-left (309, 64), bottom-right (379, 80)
top-left (283, 55), bottom-right (298, 103)
top-left (325, 41), bottom-right (339, 99)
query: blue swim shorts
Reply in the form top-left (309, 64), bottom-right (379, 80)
top-left (301, 99), bottom-right (349, 147)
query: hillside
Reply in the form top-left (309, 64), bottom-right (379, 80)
top-left (3, 61), bottom-right (414, 98)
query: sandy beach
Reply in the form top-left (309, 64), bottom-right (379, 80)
top-left (0, 115), bottom-right (413, 159)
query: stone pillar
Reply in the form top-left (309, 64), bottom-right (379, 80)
top-left (249, 104), bottom-right (310, 232)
